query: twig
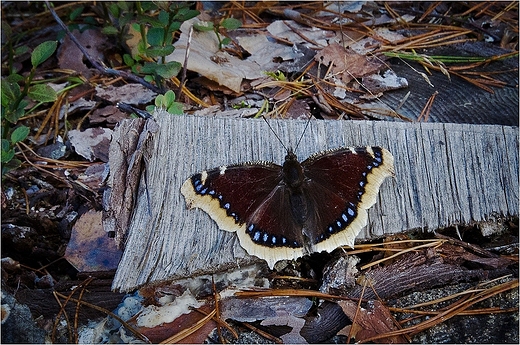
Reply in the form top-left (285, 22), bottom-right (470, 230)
top-left (347, 278), bottom-right (367, 344)
top-left (178, 25), bottom-right (193, 100)
top-left (73, 277), bottom-right (95, 343)
top-left (53, 290), bottom-right (151, 343)
top-left (191, 306), bottom-right (238, 339)
top-left (235, 288), bottom-right (359, 302)
top-left (160, 309), bottom-right (216, 343)
top-left (359, 240), bottom-right (445, 270)
top-left (212, 276), bottom-right (224, 342)
top-left (240, 321), bottom-right (283, 343)
top-left (418, 91), bottom-right (439, 122)
top-left (358, 279), bottom-right (519, 343)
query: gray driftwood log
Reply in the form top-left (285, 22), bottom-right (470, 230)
top-left (106, 112), bottom-right (518, 292)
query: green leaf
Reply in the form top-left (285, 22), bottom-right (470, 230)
top-left (145, 45), bottom-right (174, 58)
top-left (5, 74), bottom-right (24, 83)
top-left (5, 73), bottom-right (25, 83)
top-left (140, 62), bottom-right (157, 74)
top-left (1, 79), bottom-right (21, 106)
top-left (141, 61), bottom-right (181, 78)
top-left (1, 148), bottom-right (15, 164)
top-left (2, 158), bottom-right (21, 174)
top-left (137, 40), bottom-right (147, 55)
top-left (221, 18), bottom-right (242, 31)
top-left (102, 26), bottom-right (120, 35)
top-left (131, 64), bottom-right (141, 75)
top-left (264, 70), bottom-right (286, 81)
top-left (10, 125), bottom-right (29, 144)
top-left (14, 45), bottom-right (30, 57)
top-left (163, 90), bottom-right (176, 106)
top-left (1, 21), bottom-right (12, 38)
top-left (131, 22), bottom-right (141, 32)
top-left (154, 61), bottom-right (182, 78)
top-left (56, 29), bottom-right (66, 42)
top-left (147, 27), bottom-right (165, 46)
top-left (173, 8), bottom-right (199, 22)
top-left (120, 12), bottom-right (134, 27)
top-left (140, 2), bottom-right (157, 12)
top-left (158, 9), bottom-right (170, 26)
top-left (137, 14), bottom-right (163, 27)
top-left (193, 21), bottom-right (214, 32)
top-left (1, 139), bottom-right (10, 152)
top-left (28, 84), bottom-right (58, 103)
top-left (155, 1), bottom-right (171, 12)
top-left (167, 102), bottom-right (183, 115)
top-left (221, 37), bottom-right (231, 46)
top-left (168, 21), bottom-right (181, 34)
top-left (155, 94), bottom-right (164, 107)
top-left (82, 17), bottom-right (98, 27)
top-left (4, 99), bottom-right (28, 124)
top-left (107, 3), bottom-right (120, 18)
top-left (117, 1), bottom-right (131, 11)
top-left (31, 41), bottom-right (58, 68)
top-left (69, 6), bottom-right (84, 21)
top-left (123, 54), bottom-right (135, 67)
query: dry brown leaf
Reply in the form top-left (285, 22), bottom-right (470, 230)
top-left (64, 211), bottom-right (122, 272)
top-left (339, 299), bottom-right (407, 344)
top-left (68, 127), bottom-right (113, 162)
top-left (129, 303), bottom-right (216, 344)
top-left (315, 43), bottom-right (384, 84)
top-left (57, 29), bottom-right (108, 78)
top-left (95, 84), bottom-right (157, 105)
top-left (89, 105), bottom-right (127, 125)
top-left (166, 18), bottom-right (265, 93)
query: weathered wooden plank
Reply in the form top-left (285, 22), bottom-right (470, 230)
top-left (109, 113), bottom-right (518, 291)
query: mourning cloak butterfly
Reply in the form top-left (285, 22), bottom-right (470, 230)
top-left (181, 145), bottom-right (394, 269)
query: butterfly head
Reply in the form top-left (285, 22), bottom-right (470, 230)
top-left (283, 148), bottom-right (305, 189)
top-left (284, 147), bottom-right (298, 162)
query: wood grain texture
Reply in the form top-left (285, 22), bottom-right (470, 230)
top-left (109, 112), bottom-right (518, 291)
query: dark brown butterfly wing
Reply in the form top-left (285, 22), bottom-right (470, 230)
top-left (300, 146), bottom-right (394, 253)
top-left (181, 162), bottom-right (307, 267)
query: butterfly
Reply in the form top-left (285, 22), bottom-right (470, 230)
top-left (181, 141), bottom-right (394, 269)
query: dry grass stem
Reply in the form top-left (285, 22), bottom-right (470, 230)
top-left (53, 289), bottom-right (150, 343)
top-left (160, 309), bottom-right (216, 344)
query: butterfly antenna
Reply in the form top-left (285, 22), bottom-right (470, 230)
top-left (294, 114), bottom-right (313, 152)
top-left (262, 116), bottom-right (289, 152)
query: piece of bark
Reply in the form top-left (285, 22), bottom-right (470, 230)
top-left (103, 118), bottom-right (158, 247)
top-left (347, 246), bottom-right (515, 301)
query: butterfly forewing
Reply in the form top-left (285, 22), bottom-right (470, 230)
top-left (183, 163), bottom-right (281, 229)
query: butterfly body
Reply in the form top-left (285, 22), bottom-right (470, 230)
top-left (181, 146), bottom-right (394, 269)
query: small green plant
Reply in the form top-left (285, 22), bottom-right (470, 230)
top-left (232, 100), bottom-right (252, 109)
top-left (100, 1), bottom-right (199, 89)
top-left (193, 17), bottom-right (242, 49)
top-left (147, 90), bottom-right (183, 115)
top-left (264, 70), bottom-right (287, 81)
top-left (1, 32), bottom-right (59, 175)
